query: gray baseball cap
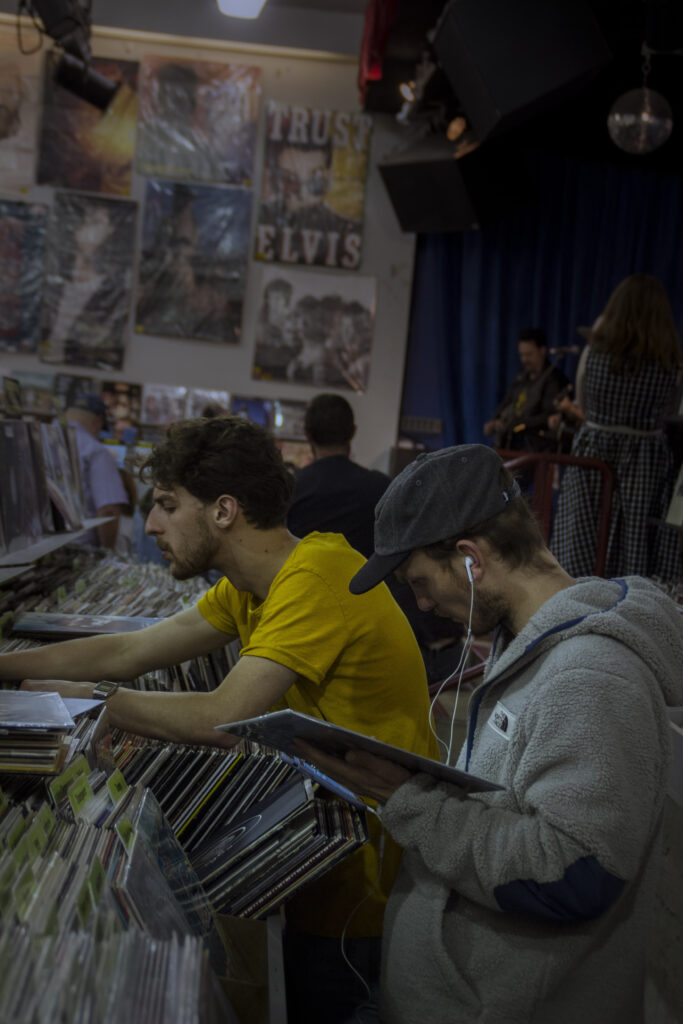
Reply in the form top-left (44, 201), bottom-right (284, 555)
top-left (349, 444), bottom-right (520, 595)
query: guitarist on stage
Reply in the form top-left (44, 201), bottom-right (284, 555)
top-left (483, 327), bottom-right (570, 452)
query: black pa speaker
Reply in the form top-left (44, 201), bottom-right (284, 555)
top-left (378, 136), bottom-right (533, 233)
top-left (433, 0), bottom-right (611, 143)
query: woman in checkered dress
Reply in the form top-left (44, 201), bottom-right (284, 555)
top-left (552, 274), bottom-right (681, 581)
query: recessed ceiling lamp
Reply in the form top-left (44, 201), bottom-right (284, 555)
top-left (216, 0), bottom-right (268, 18)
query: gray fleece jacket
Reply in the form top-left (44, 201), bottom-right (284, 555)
top-left (380, 577), bottom-right (683, 1024)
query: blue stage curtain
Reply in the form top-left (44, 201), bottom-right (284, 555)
top-left (400, 153), bottom-right (683, 448)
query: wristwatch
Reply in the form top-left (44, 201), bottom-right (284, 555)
top-left (92, 681), bottom-right (120, 701)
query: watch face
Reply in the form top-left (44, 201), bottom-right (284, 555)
top-left (94, 681), bottom-right (118, 699)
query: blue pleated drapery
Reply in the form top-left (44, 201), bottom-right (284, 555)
top-left (400, 153), bottom-right (683, 448)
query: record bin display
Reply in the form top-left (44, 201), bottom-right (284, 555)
top-left (0, 550), bottom-right (369, 1023)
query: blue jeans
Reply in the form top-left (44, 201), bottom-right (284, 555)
top-left (283, 926), bottom-right (381, 1023)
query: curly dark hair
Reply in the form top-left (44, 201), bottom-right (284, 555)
top-left (140, 415), bottom-right (294, 529)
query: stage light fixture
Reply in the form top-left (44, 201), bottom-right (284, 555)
top-left (19, 0), bottom-right (119, 110)
top-left (216, 0), bottom-right (269, 18)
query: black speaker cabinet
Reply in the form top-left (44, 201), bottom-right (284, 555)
top-left (378, 137), bottom-right (532, 233)
top-left (433, 0), bottom-right (611, 142)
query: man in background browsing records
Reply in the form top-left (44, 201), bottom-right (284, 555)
top-left (66, 393), bottom-right (128, 549)
top-left (295, 444), bottom-right (683, 1024)
top-left (2, 415), bottom-right (438, 1024)
top-left (483, 327), bottom-right (569, 451)
top-left (287, 392), bottom-right (391, 558)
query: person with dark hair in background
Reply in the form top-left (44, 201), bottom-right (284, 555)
top-left (553, 273), bottom-right (682, 581)
top-left (4, 414), bottom-right (437, 1024)
top-left (288, 392), bottom-right (391, 557)
top-left (294, 443), bottom-right (683, 1024)
top-left (288, 394), bottom-right (465, 683)
top-left (66, 393), bottom-right (128, 548)
top-left (483, 327), bottom-right (569, 451)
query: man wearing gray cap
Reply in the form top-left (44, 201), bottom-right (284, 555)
top-left (297, 443), bottom-right (683, 1024)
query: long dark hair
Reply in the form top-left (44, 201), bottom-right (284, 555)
top-left (591, 274), bottom-right (681, 372)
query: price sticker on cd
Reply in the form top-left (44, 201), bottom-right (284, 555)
top-left (88, 857), bottom-right (106, 905)
top-left (116, 818), bottom-right (136, 852)
top-left (14, 865), bottom-right (36, 922)
top-left (49, 754), bottom-right (90, 805)
top-left (106, 770), bottom-right (129, 805)
top-left (68, 776), bottom-right (94, 818)
top-left (76, 877), bottom-right (93, 927)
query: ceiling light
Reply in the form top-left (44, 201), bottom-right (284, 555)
top-left (216, 0), bottom-right (268, 18)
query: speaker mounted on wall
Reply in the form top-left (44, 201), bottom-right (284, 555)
top-left (433, 0), bottom-right (612, 143)
top-left (378, 135), bottom-right (533, 233)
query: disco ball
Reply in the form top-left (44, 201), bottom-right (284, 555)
top-left (607, 87), bottom-right (673, 154)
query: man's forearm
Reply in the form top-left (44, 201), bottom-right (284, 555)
top-left (0, 632), bottom-right (145, 683)
top-left (106, 686), bottom-right (237, 746)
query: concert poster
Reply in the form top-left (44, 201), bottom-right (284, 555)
top-left (187, 389), bottom-right (230, 418)
top-left (252, 265), bottom-right (377, 393)
top-left (0, 59), bottom-right (40, 192)
top-left (40, 193), bottom-right (137, 371)
top-left (141, 383), bottom-right (187, 426)
top-left (14, 369), bottom-right (54, 413)
top-left (100, 380), bottom-right (143, 429)
top-left (137, 56), bottom-right (261, 185)
top-left (37, 53), bottom-right (139, 196)
top-left (136, 179), bottom-right (251, 344)
top-left (229, 395), bottom-right (274, 430)
top-left (0, 200), bottom-right (47, 353)
top-left (52, 373), bottom-right (97, 412)
top-left (255, 102), bottom-right (372, 270)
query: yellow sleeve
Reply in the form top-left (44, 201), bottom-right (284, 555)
top-left (241, 567), bottom-right (350, 684)
top-left (196, 577), bottom-right (239, 635)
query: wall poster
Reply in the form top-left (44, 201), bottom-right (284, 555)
top-left (136, 179), bottom-right (251, 344)
top-left (137, 56), bottom-right (261, 184)
top-left (252, 266), bottom-right (376, 392)
top-left (141, 383), bottom-right (188, 426)
top-left (0, 59), bottom-right (39, 192)
top-left (255, 102), bottom-right (372, 270)
top-left (40, 193), bottom-right (137, 371)
top-left (37, 53), bottom-right (139, 196)
top-left (0, 199), bottom-right (47, 353)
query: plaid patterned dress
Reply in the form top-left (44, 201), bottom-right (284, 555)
top-left (552, 347), bottom-right (680, 581)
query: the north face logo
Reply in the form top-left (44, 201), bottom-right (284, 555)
top-left (493, 709), bottom-right (509, 733)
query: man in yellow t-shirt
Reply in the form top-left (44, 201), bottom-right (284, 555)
top-left (7, 415), bottom-right (438, 1023)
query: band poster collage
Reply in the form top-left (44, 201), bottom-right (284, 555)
top-left (0, 49), bottom-right (376, 458)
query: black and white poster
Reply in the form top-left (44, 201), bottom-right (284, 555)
top-left (252, 266), bottom-right (376, 392)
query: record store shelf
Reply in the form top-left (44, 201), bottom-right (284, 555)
top-left (0, 517), bottom-right (115, 571)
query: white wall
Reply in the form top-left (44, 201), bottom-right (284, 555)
top-left (0, 19), bottom-right (415, 469)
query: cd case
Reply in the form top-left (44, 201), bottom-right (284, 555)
top-left (216, 710), bottom-right (503, 794)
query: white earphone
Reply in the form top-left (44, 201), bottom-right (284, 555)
top-left (465, 556), bottom-right (475, 584)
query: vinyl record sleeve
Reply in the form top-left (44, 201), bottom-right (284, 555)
top-left (11, 611), bottom-right (163, 639)
top-left (0, 689), bottom-right (74, 730)
top-left (217, 710), bottom-right (503, 794)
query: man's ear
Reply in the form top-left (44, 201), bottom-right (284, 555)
top-left (213, 494), bottom-right (239, 530)
top-left (454, 539), bottom-right (483, 582)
